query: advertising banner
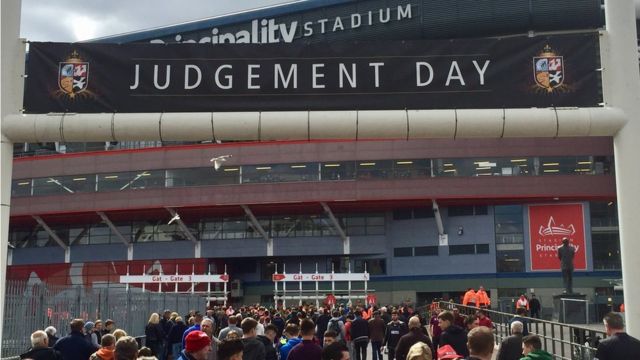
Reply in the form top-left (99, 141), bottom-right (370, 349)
top-left (528, 203), bottom-right (587, 271)
top-left (24, 34), bottom-right (601, 113)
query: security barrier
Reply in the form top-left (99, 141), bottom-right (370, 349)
top-left (1, 280), bottom-right (203, 358)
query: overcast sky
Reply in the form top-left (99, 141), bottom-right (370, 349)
top-left (20, 0), bottom-right (296, 42)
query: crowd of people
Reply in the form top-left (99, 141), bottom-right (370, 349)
top-left (19, 298), bottom-right (640, 360)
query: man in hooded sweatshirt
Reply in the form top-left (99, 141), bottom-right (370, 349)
top-left (438, 311), bottom-right (468, 357)
top-left (280, 323), bottom-right (303, 360)
top-left (90, 334), bottom-right (116, 360)
top-left (520, 335), bottom-right (552, 360)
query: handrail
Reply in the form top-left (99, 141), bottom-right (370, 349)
top-left (438, 301), bottom-right (605, 360)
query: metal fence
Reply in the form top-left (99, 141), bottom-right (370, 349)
top-left (440, 302), bottom-right (605, 360)
top-left (2, 280), bottom-right (205, 358)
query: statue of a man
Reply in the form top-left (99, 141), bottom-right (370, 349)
top-left (557, 237), bottom-right (576, 294)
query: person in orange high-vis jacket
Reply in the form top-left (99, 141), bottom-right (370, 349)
top-left (476, 286), bottom-right (491, 308)
top-left (462, 288), bottom-right (477, 307)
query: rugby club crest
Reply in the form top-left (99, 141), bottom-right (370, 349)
top-left (58, 51), bottom-right (89, 97)
top-left (533, 45), bottom-right (564, 92)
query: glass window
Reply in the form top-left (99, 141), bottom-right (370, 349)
top-left (272, 217), bottom-right (297, 238)
top-left (222, 218), bottom-right (247, 239)
top-left (449, 244), bottom-right (475, 255)
top-left (394, 247), bottom-right (413, 257)
top-left (592, 232), bottom-right (621, 270)
top-left (243, 165), bottom-right (277, 183)
top-left (201, 219), bottom-right (223, 240)
top-left (354, 259), bottom-right (386, 275)
top-left (393, 209), bottom-right (412, 220)
top-left (415, 246), bottom-right (438, 256)
top-left (476, 244), bottom-right (490, 254)
top-left (414, 207), bottom-right (434, 218)
top-left (33, 177), bottom-right (74, 196)
top-left (12, 179), bottom-right (32, 197)
top-left (496, 250), bottom-right (525, 272)
top-left (321, 162), bottom-right (355, 181)
top-left (590, 202), bottom-right (618, 228)
top-left (357, 160), bottom-right (392, 180)
top-left (329, 257), bottom-right (350, 273)
top-left (98, 172), bottom-right (135, 192)
top-left (448, 206), bottom-right (474, 217)
top-left (392, 159), bottom-right (430, 179)
top-left (89, 224), bottom-right (111, 244)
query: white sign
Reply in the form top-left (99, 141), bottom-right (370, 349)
top-left (149, 5), bottom-right (412, 44)
top-left (120, 274), bottom-right (229, 284)
top-left (272, 273), bottom-right (369, 282)
top-left (439, 234), bottom-right (449, 246)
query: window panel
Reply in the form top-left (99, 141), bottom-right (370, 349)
top-left (449, 244), bottom-right (475, 255)
top-left (415, 246), bottom-right (438, 256)
top-left (394, 247), bottom-right (413, 257)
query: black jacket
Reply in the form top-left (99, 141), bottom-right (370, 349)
top-left (595, 332), bottom-right (640, 359)
top-left (257, 335), bottom-right (278, 360)
top-left (316, 314), bottom-right (331, 338)
top-left (168, 321), bottom-right (188, 344)
top-left (440, 325), bottom-right (468, 357)
top-left (146, 323), bottom-right (165, 343)
top-left (242, 337), bottom-right (266, 360)
top-left (383, 321), bottom-right (408, 348)
top-left (394, 328), bottom-right (434, 360)
top-left (496, 334), bottom-right (523, 360)
top-left (350, 317), bottom-right (370, 342)
top-left (53, 331), bottom-right (97, 360)
top-left (20, 347), bottom-right (63, 360)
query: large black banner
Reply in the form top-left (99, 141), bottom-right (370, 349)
top-left (24, 34), bottom-right (601, 113)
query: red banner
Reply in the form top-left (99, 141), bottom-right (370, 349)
top-left (528, 203), bottom-right (587, 271)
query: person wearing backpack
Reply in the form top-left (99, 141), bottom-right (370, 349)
top-left (327, 311), bottom-right (346, 344)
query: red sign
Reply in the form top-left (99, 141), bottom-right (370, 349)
top-left (366, 294), bottom-right (377, 306)
top-left (528, 203), bottom-right (587, 271)
top-left (325, 294), bottom-right (337, 306)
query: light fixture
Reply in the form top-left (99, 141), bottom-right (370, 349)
top-left (290, 165), bottom-right (307, 169)
top-left (510, 159), bottom-right (527, 163)
top-left (324, 164), bottom-right (341, 167)
top-left (256, 166), bottom-right (271, 170)
top-left (396, 161), bottom-right (413, 165)
top-left (359, 162), bottom-right (376, 166)
top-left (223, 168), bottom-right (239, 172)
top-left (543, 162), bottom-right (560, 166)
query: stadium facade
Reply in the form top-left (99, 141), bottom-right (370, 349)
top-left (6, 0), bottom-right (624, 317)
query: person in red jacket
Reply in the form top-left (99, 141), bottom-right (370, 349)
top-left (476, 310), bottom-right (493, 329)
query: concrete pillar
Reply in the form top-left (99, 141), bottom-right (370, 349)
top-left (604, 0), bottom-right (640, 335)
top-left (0, 0), bottom-right (22, 354)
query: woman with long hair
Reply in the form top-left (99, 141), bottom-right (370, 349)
top-left (145, 313), bottom-right (166, 360)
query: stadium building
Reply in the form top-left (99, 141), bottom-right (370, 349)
top-left (6, 0), bottom-right (625, 317)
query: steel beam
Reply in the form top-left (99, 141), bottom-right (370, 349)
top-left (32, 215), bottom-right (67, 250)
top-left (97, 211), bottom-right (129, 245)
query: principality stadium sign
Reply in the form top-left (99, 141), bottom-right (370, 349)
top-left (149, 5), bottom-right (413, 44)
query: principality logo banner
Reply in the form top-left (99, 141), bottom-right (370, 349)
top-left (23, 33), bottom-right (601, 113)
top-left (528, 203), bottom-right (587, 271)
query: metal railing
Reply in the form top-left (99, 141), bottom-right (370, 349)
top-left (2, 280), bottom-right (204, 358)
top-left (439, 301), bottom-right (605, 360)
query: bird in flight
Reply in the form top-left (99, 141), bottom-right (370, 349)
top-left (210, 155), bottom-right (232, 170)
